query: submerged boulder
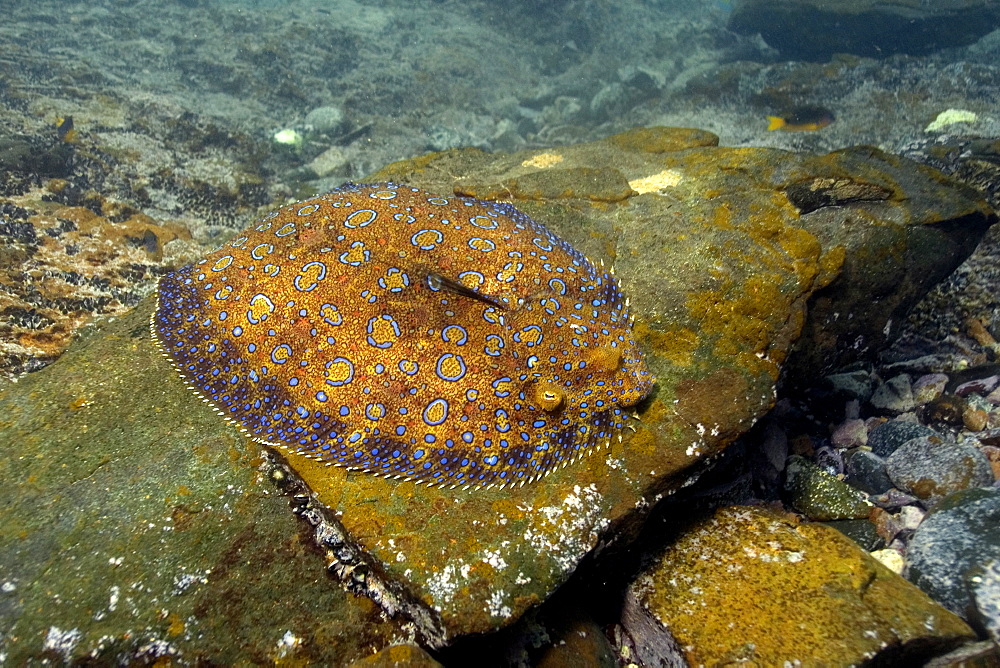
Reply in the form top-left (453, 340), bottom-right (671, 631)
top-left (729, 0), bottom-right (1000, 61)
top-left (0, 126), bottom-right (992, 662)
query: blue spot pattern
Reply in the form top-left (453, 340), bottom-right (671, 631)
top-left (152, 182), bottom-right (654, 488)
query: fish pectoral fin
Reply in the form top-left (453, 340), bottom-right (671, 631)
top-left (425, 272), bottom-right (506, 309)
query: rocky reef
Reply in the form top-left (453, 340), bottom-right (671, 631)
top-left (0, 127), bottom-right (994, 664)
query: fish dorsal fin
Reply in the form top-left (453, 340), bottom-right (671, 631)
top-left (426, 272), bottom-right (507, 310)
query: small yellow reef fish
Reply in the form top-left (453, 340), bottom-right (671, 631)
top-left (766, 106), bottom-right (835, 132)
top-left (55, 116), bottom-right (76, 143)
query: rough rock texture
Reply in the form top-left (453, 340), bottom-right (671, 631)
top-left (0, 127), bottom-right (992, 661)
top-left (628, 506), bottom-right (975, 666)
top-left (0, 189), bottom-right (202, 380)
top-left (0, 305), bottom-right (408, 665)
top-left (347, 643), bottom-right (444, 668)
top-left (729, 0), bottom-right (1000, 61)
top-left (784, 455), bottom-right (874, 520)
top-left (885, 435), bottom-right (994, 505)
top-left (0, 131), bottom-right (264, 381)
top-left (905, 487), bottom-right (1000, 627)
top-left (869, 420), bottom-right (939, 458)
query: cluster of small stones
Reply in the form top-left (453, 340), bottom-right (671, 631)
top-left (770, 315), bottom-right (1000, 638)
top-left (819, 364), bottom-right (999, 523)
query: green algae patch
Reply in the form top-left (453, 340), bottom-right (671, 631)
top-left (631, 506), bottom-right (975, 666)
top-left (0, 303), bottom-right (406, 665)
top-left (605, 126), bottom-right (719, 153)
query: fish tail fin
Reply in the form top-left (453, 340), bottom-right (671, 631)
top-left (766, 116), bottom-right (785, 131)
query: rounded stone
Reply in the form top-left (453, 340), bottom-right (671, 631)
top-left (905, 487), bottom-right (1000, 628)
top-left (784, 455), bottom-right (873, 521)
top-left (304, 106), bottom-right (345, 134)
top-left (868, 420), bottom-right (937, 458)
top-left (844, 448), bottom-right (893, 495)
top-left (831, 418), bottom-right (868, 448)
top-left (885, 436), bottom-right (993, 505)
top-left (870, 373), bottom-right (915, 415)
top-left (913, 373), bottom-right (949, 404)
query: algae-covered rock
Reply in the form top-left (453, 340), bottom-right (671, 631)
top-left (0, 126), bottom-right (992, 660)
top-left (784, 454), bottom-right (874, 520)
top-left (626, 506), bottom-right (975, 666)
top-left (347, 643), bottom-right (444, 668)
top-left (0, 305), bottom-right (407, 665)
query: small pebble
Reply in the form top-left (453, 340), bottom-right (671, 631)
top-left (871, 507), bottom-right (903, 544)
top-left (955, 374), bottom-right (1000, 397)
top-left (871, 548), bottom-right (905, 574)
top-left (897, 505), bottom-right (925, 531)
top-left (913, 373), bottom-right (949, 404)
top-left (831, 418), bottom-right (868, 448)
top-left (844, 448), bottom-right (893, 495)
top-left (872, 489), bottom-right (921, 510)
top-left (871, 373), bottom-right (916, 415)
top-left (965, 316), bottom-right (998, 347)
top-left (963, 404), bottom-right (989, 431)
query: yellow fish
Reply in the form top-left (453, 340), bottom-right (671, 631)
top-left (766, 106), bottom-right (835, 132)
top-left (55, 116), bottom-right (76, 143)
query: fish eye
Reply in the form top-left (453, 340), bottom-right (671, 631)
top-left (534, 381), bottom-right (565, 412)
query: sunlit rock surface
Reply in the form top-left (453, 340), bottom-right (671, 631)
top-left (0, 127), bottom-right (992, 661)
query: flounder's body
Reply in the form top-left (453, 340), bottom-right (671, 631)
top-left (153, 183), bottom-right (653, 488)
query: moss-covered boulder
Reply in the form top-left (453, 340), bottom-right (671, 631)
top-left (625, 506), bottom-right (975, 665)
top-left (0, 127), bottom-right (992, 661)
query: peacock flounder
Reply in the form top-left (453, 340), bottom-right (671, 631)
top-left (152, 182), bottom-right (654, 488)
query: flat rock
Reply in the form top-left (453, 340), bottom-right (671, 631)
top-left (0, 127), bottom-right (993, 659)
top-left (627, 506), bottom-right (975, 666)
top-left (729, 0), bottom-right (1000, 60)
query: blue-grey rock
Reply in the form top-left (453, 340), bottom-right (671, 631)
top-left (824, 369), bottom-right (875, 402)
top-left (870, 374), bottom-right (916, 415)
top-left (905, 487), bottom-right (1000, 626)
top-left (885, 436), bottom-right (994, 505)
top-left (971, 558), bottom-right (1000, 642)
top-left (844, 448), bottom-right (893, 495)
top-left (869, 420), bottom-right (938, 458)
